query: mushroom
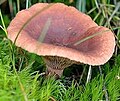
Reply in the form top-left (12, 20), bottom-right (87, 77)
top-left (7, 3), bottom-right (115, 77)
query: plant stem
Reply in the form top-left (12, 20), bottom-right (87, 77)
top-left (17, 0), bottom-right (20, 12)
top-left (99, 66), bottom-right (109, 101)
top-left (26, 0), bottom-right (29, 9)
top-left (86, 65), bottom-right (92, 84)
top-left (0, 10), bottom-right (7, 35)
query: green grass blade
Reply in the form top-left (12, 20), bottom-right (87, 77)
top-left (0, 9), bottom-right (7, 36)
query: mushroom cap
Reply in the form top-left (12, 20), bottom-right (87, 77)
top-left (7, 3), bottom-right (115, 65)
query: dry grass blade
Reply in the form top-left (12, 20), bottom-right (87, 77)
top-left (19, 79), bottom-right (28, 101)
top-left (74, 29), bottom-right (110, 46)
top-left (8, 0), bottom-right (14, 18)
top-left (95, 0), bottom-right (100, 9)
top-left (11, 53), bottom-right (28, 101)
top-left (14, 3), bottom-right (55, 44)
top-left (87, 7), bottom-right (97, 14)
top-left (49, 96), bottom-right (56, 101)
top-left (0, 0), bottom-right (6, 5)
top-left (105, 2), bottom-right (120, 26)
top-left (93, 11), bottom-right (101, 21)
top-left (0, 25), bottom-right (4, 31)
top-left (38, 18), bottom-right (52, 42)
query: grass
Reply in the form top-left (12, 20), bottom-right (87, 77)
top-left (0, 0), bottom-right (120, 101)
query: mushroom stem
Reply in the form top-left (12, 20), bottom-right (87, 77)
top-left (43, 56), bottom-right (75, 77)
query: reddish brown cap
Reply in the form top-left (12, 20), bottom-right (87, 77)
top-left (7, 3), bottom-right (115, 65)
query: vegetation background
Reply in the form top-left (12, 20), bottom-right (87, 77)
top-left (0, 0), bottom-right (120, 101)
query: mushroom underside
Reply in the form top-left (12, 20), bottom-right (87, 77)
top-left (43, 56), bottom-right (78, 76)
